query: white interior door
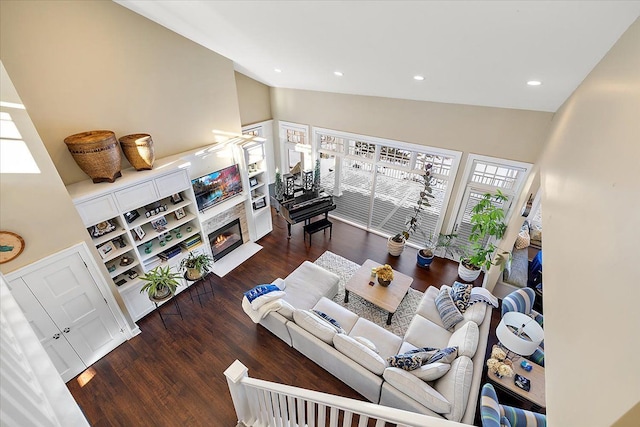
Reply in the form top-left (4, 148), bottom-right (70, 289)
top-left (20, 252), bottom-right (125, 368)
top-left (7, 277), bottom-right (85, 382)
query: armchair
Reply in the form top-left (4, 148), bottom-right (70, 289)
top-left (501, 288), bottom-right (544, 366)
top-left (480, 383), bottom-right (546, 427)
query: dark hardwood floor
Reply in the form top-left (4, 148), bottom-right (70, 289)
top-left (67, 210), bottom-right (490, 426)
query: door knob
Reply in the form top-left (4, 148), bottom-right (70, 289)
top-left (53, 333), bottom-right (60, 340)
top-left (63, 327), bottom-right (70, 333)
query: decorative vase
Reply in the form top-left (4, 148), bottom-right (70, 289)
top-left (186, 268), bottom-right (202, 281)
top-left (64, 130), bottom-right (122, 183)
top-left (458, 262), bottom-right (481, 282)
top-left (387, 236), bottom-right (406, 256)
top-left (378, 278), bottom-right (391, 287)
top-left (118, 133), bottom-right (155, 170)
top-left (416, 249), bottom-right (435, 268)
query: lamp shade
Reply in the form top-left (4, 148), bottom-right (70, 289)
top-left (496, 312), bottom-right (544, 357)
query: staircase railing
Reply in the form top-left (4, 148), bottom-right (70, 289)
top-left (224, 360), bottom-right (467, 427)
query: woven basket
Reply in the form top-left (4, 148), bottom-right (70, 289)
top-left (64, 130), bottom-right (122, 183)
top-left (118, 133), bottom-right (155, 171)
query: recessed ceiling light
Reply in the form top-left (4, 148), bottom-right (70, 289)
top-left (334, 71), bottom-right (343, 77)
top-left (413, 75), bottom-right (425, 81)
top-left (527, 80), bottom-right (542, 86)
top-left (274, 68), bottom-right (282, 73)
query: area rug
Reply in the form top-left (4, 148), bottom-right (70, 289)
top-left (314, 251), bottom-right (423, 337)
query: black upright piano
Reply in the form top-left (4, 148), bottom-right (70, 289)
top-left (270, 186), bottom-right (336, 238)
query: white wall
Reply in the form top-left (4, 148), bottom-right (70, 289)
top-left (540, 18), bottom-right (640, 427)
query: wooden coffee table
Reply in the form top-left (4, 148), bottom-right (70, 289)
top-left (344, 259), bottom-right (413, 325)
top-left (489, 355), bottom-right (546, 411)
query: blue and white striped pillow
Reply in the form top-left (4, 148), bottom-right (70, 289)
top-left (435, 287), bottom-right (464, 330)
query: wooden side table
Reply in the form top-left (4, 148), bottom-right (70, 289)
top-left (488, 357), bottom-right (546, 412)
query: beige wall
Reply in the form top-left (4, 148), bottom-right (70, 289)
top-left (0, 0), bottom-right (241, 185)
top-left (235, 72), bottom-right (272, 126)
top-left (540, 18), bottom-right (640, 427)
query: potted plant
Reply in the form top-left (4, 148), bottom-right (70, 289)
top-left (457, 190), bottom-right (508, 282)
top-left (388, 163), bottom-right (435, 256)
top-left (373, 264), bottom-right (394, 287)
top-left (417, 232), bottom-right (458, 268)
top-left (139, 265), bottom-right (181, 302)
top-left (179, 251), bottom-right (214, 281)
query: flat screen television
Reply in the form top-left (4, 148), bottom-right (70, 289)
top-left (191, 164), bottom-right (243, 212)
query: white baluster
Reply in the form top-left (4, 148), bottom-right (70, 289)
top-left (278, 393), bottom-right (288, 427)
top-left (306, 400), bottom-right (316, 427)
top-left (342, 410), bottom-right (353, 427)
top-left (357, 415), bottom-right (369, 427)
top-left (286, 395), bottom-right (296, 427)
top-left (296, 395), bottom-right (305, 427)
top-left (317, 404), bottom-right (326, 426)
top-left (329, 407), bottom-right (339, 426)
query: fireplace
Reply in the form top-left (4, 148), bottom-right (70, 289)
top-left (208, 218), bottom-right (244, 261)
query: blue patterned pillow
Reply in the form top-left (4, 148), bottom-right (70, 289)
top-left (311, 310), bottom-right (345, 333)
top-left (450, 281), bottom-right (473, 313)
top-left (243, 284), bottom-right (280, 303)
top-left (435, 288), bottom-right (464, 330)
top-left (386, 354), bottom-right (425, 371)
top-left (427, 346), bottom-right (458, 364)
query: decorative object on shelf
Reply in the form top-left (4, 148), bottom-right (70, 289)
top-left (520, 360), bottom-right (533, 372)
top-left (124, 210), bottom-right (140, 223)
top-left (174, 208), bottom-right (186, 220)
top-left (249, 177), bottom-right (258, 187)
top-left (283, 173), bottom-right (295, 198)
top-left (119, 255), bottom-right (133, 266)
top-left (486, 345), bottom-right (514, 379)
top-left (90, 220), bottom-right (116, 238)
top-left (64, 130), bottom-right (122, 183)
top-left (179, 252), bottom-right (214, 281)
top-left (274, 168), bottom-right (284, 200)
top-left (186, 226), bottom-right (193, 233)
top-left (118, 133), bottom-right (155, 171)
top-left (133, 226), bottom-right (145, 240)
top-left (302, 169), bottom-right (314, 191)
top-left (107, 263), bottom-right (116, 273)
top-left (253, 198), bottom-right (266, 210)
top-left (115, 277), bottom-right (127, 286)
top-left (112, 236), bottom-right (126, 248)
top-left (139, 265), bottom-right (180, 302)
top-left (174, 228), bottom-right (182, 239)
top-left (314, 159), bottom-right (321, 189)
top-left (97, 241), bottom-right (116, 259)
top-left (126, 270), bottom-right (138, 280)
top-left (144, 242), bottom-right (153, 254)
top-left (457, 190), bottom-right (508, 282)
top-left (170, 193), bottom-right (184, 204)
top-left (150, 216), bottom-right (168, 232)
top-left (0, 231), bottom-right (25, 264)
top-left (373, 264), bottom-right (394, 287)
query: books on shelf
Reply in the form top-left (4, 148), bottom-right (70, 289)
top-left (180, 235), bottom-right (202, 250)
top-left (158, 246), bottom-right (182, 261)
top-left (143, 256), bottom-right (162, 270)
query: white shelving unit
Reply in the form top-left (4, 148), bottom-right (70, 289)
top-left (241, 139), bottom-right (273, 241)
top-left (68, 167), bottom-right (211, 321)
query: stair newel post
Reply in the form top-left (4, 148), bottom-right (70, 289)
top-left (224, 360), bottom-right (254, 426)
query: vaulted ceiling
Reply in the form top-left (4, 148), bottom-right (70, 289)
top-left (116, 1), bottom-right (640, 112)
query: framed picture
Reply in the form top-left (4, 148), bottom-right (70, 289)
top-left (170, 193), bottom-right (183, 204)
top-left (174, 207), bottom-right (186, 220)
top-left (124, 210), bottom-right (140, 223)
top-left (150, 216), bottom-right (168, 231)
top-left (249, 177), bottom-right (258, 187)
top-left (253, 198), bottom-right (266, 210)
top-left (97, 241), bottom-right (116, 259)
top-left (133, 226), bottom-right (146, 240)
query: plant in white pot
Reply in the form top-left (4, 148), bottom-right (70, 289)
top-left (388, 163), bottom-right (435, 256)
top-left (457, 190), bottom-right (508, 282)
top-left (179, 252), bottom-right (214, 281)
top-left (140, 265), bottom-right (181, 302)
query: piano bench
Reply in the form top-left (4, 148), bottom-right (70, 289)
top-left (303, 219), bottom-right (333, 245)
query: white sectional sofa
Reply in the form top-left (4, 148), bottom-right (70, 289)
top-left (251, 260), bottom-right (492, 425)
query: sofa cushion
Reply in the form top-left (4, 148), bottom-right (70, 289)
top-left (349, 318), bottom-right (402, 360)
top-left (416, 286), bottom-right (447, 328)
top-left (293, 309), bottom-right (338, 344)
top-left (277, 299), bottom-right (295, 320)
top-left (404, 315), bottom-right (451, 350)
top-left (354, 336), bottom-right (378, 353)
top-left (383, 367), bottom-right (451, 414)
top-left (435, 287), bottom-right (464, 330)
top-left (447, 321), bottom-right (479, 358)
top-left (434, 356), bottom-right (473, 422)
top-left (410, 362), bottom-right (451, 382)
top-left (454, 301), bottom-right (487, 328)
top-left (333, 333), bottom-right (387, 375)
top-left (311, 310), bottom-right (345, 333)
top-left (283, 261), bottom-right (340, 309)
top-left (313, 297), bottom-right (359, 334)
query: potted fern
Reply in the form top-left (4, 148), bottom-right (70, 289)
top-left (179, 251), bottom-right (214, 280)
top-left (457, 190), bottom-right (508, 282)
top-left (140, 265), bottom-right (181, 302)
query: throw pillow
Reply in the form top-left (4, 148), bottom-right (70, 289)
top-left (469, 287), bottom-right (499, 308)
top-left (386, 354), bottom-right (425, 371)
top-left (311, 310), bottom-right (345, 333)
top-left (426, 346), bottom-right (458, 364)
top-left (354, 336), bottom-right (379, 353)
top-left (410, 362), bottom-right (451, 381)
top-left (435, 288), bottom-right (464, 330)
top-left (514, 228), bottom-right (530, 249)
top-left (244, 284), bottom-right (280, 303)
top-left (450, 281), bottom-right (473, 313)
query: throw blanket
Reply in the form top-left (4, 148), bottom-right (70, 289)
top-left (242, 296), bottom-right (284, 323)
top-left (242, 280), bottom-right (287, 323)
top-left (469, 287), bottom-right (499, 308)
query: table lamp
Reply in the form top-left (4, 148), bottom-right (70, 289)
top-left (496, 311), bottom-right (544, 359)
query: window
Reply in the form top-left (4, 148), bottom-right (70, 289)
top-left (279, 121), bottom-right (310, 175)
